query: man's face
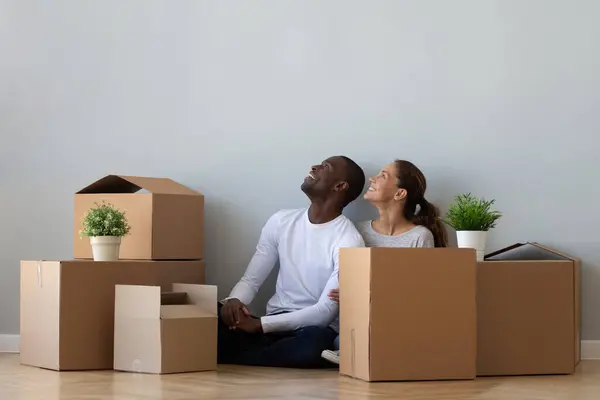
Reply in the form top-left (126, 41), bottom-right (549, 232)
top-left (301, 156), bottom-right (348, 198)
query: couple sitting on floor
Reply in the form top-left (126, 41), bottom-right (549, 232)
top-left (217, 155), bottom-right (448, 368)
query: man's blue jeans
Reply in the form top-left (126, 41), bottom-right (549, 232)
top-left (333, 335), bottom-right (340, 351)
top-left (217, 303), bottom-right (337, 368)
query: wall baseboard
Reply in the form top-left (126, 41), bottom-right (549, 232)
top-left (1, 335), bottom-right (600, 360)
top-left (0, 335), bottom-right (19, 353)
top-left (581, 340), bottom-right (600, 360)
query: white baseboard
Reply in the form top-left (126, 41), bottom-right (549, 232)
top-left (1, 335), bottom-right (599, 360)
top-left (0, 335), bottom-right (19, 353)
top-left (581, 340), bottom-right (600, 360)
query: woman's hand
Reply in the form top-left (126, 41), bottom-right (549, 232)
top-left (328, 288), bottom-right (339, 304)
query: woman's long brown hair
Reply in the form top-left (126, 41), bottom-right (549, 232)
top-left (394, 160), bottom-right (448, 248)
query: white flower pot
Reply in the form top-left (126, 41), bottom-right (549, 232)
top-left (90, 236), bottom-right (122, 261)
top-left (456, 230), bottom-right (487, 261)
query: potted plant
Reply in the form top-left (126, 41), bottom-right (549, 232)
top-left (443, 193), bottom-right (502, 261)
top-left (80, 201), bottom-right (131, 261)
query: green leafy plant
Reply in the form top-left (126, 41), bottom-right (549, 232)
top-left (443, 193), bottom-right (502, 231)
top-left (80, 201), bottom-right (131, 237)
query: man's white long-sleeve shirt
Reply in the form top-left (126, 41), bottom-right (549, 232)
top-left (227, 208), bottom-right (365, 334)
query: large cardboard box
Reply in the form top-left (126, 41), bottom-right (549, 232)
top-left (477, 242), bottom-right (581, 376)
top-left (73, 175), bottom-right (204, 260)
top-left (339, 248), bottom-right (477, 382)
top-left (20, 260), bottom-right (205, 371)
top-left (114, 283), bottom-right (217, 374)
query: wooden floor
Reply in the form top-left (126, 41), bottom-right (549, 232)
top-left (1, 355), bottom-right (600, 400)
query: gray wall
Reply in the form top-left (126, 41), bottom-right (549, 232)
top-left (1, 1), bottom-right (599, 339)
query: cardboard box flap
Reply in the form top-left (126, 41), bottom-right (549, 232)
top-left (160, 305), bottom-right (215, 319)
top-left (528, 242), bottom-right (579, 261)
top-left (161, 292), bottom-right (188, 305)
top-left (485, 242), bottom-right (575, 261)
top-left (76, 175), bottom-right (200, 195)
top-left (115, 285), bottom-right (161, 319)
top-left (172, 283), bottom-right (218, 316)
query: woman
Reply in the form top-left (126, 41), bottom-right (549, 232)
top-left (321, 159), bottom-right (447, 365)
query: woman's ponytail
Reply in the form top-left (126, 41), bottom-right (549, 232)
top-left (413, 198), bottom-right (448, 248)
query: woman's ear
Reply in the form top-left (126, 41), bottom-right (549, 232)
top-left (394, 188), bottom-right (407, 201)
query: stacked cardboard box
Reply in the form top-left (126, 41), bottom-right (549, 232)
top-left (20, 175), bottom-right (208, 371)
top-left (73, 175), bottom-right (204, 260)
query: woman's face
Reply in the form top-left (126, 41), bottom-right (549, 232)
top-left (364, 162), bottom-right (405, 203)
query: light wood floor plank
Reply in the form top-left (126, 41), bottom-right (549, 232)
top-left (1, 354), bottom-right (600, 399)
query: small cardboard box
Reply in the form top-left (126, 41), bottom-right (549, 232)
top-left (477, 242), bottom-right (581, 376)
top-left (114, 283), bottom-right (217, 374)
top-left (339, 248), bottom-right (477, 382)
top-left (20, 260), bottom-right (205, 371)
top-left (74, 175), bottom-right (204, 260)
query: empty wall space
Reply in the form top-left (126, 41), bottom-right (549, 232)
top-left (1, 1), bottom-right (599, 348)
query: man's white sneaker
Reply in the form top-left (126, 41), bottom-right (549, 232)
top-left (321, 349), bottom-right (340, 365)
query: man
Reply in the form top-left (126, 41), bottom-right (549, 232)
top-left (218, 155), bottom-right (366, 368)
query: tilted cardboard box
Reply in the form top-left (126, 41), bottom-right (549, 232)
top-left (477, 242), bottom-right (581, 376)
top-left (114, 283), bottom-right (218, 374)
top-left (339, 247), bottom-right (477, 382)
top-left (74, 175), bottom-right (204, 260)
top-left (20, 260), bottom-right (205, 371)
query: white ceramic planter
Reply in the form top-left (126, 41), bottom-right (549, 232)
top-left (456, 230), bottom-right (487, 261)
top-left (90, 236), bottom-right (122, 261)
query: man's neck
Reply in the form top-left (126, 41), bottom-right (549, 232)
top-left (307, 201), bottom-right (342, 224)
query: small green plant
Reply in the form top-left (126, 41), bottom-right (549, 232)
top-left (80, 201), bottom-right (131, 237)
top-left (443, 193), bottom-right (501, 231)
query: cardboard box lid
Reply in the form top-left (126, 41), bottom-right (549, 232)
top-left (76, 175), bottom-right (200, 195)
top-left (485, 242), bottom-right (579, 262)
top-left (115, 284), bottom-right (217, 320)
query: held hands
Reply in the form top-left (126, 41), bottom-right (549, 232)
top-left (221, 298), bottom-right (262, 334)
top-left (221, 298), bottom-right (250, 326)
top-left (235, 314), bottom-right (263, 334)
top-left (328, 288), bottom-right (339, 304)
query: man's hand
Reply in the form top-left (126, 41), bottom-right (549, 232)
top-left (235, 314), bottom-right (263, 334)
top-left (328, 288), bottom-right (339, 304)
top-left (221, 298), bottom-right (250, 327)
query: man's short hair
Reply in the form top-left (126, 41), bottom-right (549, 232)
top-left (340, 156), bottom-right (366, 207)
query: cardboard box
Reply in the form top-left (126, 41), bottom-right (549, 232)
top-left (339, 248), bottom-right (477, 382)
top-left (477, 242), bottom-right (581, 376)
top-left (114, 283), bottom-right (217, 374)
top-left (73, 175), bottom-right (204, 260)
top-left (20, 260), bottom-right (205, 371)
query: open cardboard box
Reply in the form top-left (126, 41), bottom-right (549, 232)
top-left (74, 175), bottom-right (204, 260)
top-left (114, 283), bottom-right (218, 374)
top-left (477, 242), bottom-right (581, 376)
